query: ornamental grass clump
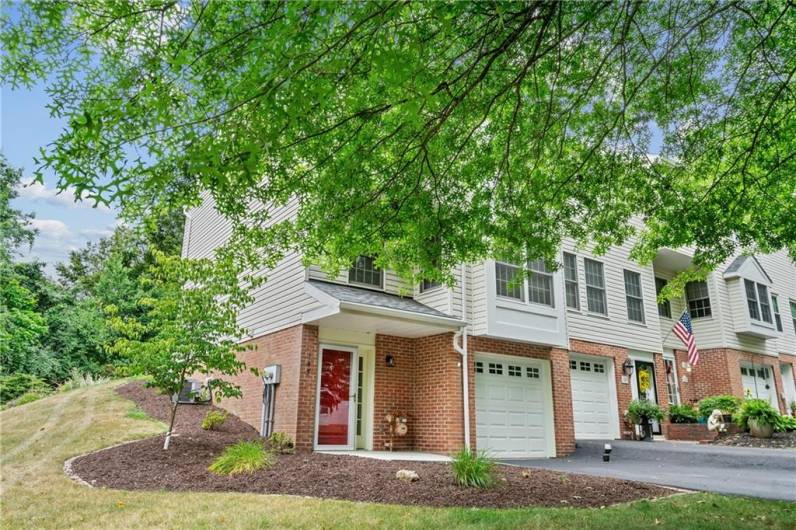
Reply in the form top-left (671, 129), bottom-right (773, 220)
top-left (451, 449), bottom-right (495, 488)
top-left (267, 432), bottom-right (295, 454)
top-left (209, 441), bottom-right (273, 475)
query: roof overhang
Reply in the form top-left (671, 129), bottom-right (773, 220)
top-left (302, 281), bottom-right (465, 338)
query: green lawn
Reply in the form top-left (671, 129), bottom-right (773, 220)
top-left (1, 382), bottom-right (794, 529)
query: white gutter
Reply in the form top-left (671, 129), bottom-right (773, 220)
top-left (453, 264), bottom-right (471, 451)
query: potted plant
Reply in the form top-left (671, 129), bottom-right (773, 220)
top-left (627, 399), bottom-right (664, 441)
top-left (734, 399), bottom-right (780, 438)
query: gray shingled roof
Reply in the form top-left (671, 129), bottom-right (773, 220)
top-left (724, 255), bottom-right (772, 282)
top-left (307, 280), bottom-right (456, 319)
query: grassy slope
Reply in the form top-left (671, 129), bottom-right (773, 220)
top-left (1, 382), bottom-right (794, 530)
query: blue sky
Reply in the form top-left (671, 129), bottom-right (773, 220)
top-left (2, 82), bottom-right (119, 273)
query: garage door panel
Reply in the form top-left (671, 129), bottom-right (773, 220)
top-left (570, 357), bottom-right (614, 440)
top-left (475, 355), bottom-right (551, 458)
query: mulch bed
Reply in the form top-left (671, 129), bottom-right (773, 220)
top-left (70, 381), bottom-right (675, 509)
top-left (709, 430), bottom-right (796, 449)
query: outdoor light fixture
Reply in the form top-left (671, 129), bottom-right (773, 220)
top-left (385, 354), bottom-right (395, 368)
top-left (622, 359), bottom-right (635, 376)
top-left (603, 443), bottom-right (612, 462)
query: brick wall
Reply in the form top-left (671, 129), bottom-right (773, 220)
top-left (373, 335), bottom-right (415, 451)
top-left (295, 325), bottom-right (319, 449)
top-left (212, 325), bottom-right (305, 439)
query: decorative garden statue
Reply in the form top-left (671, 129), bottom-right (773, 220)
top-left (707, 409), bottom-right (727, 433)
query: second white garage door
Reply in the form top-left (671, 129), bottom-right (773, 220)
top-left (570, 356), bottom-right (616, 439)
top-left (474, 354), bottom-right (555, 458)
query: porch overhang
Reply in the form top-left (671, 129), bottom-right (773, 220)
top-left (301, 280), bottom-right (465, 338)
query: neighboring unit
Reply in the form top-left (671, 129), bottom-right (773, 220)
top-left (184, 200), bottom-right (796, 458)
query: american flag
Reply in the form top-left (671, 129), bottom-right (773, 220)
top-left (673, 311), bottom-right (699, 366)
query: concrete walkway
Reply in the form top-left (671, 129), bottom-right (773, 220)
top-left (501, 440), bottom-right (796, 501)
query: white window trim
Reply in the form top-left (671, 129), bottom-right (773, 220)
top-left (623, 269), bottom-right (646, 324)
top-left (744, 279), bottom-right (774, 325)
top-left (563, 252), bottom-right (580, 311)
top-left (348, 256), bottom-right (385, 291)
top-left (494, 260), bottom-right (555, 309)
top-left (583, 258), bottom-right (608, 316)
top-left (685, 280), bottom-right (712, 320)
top-left (771, 294), bottom-right (783, 332)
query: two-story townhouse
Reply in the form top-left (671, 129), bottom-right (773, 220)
top-left (184, 198), bottom-right (796, 459)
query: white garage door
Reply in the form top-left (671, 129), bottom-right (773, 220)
top-left (474, 354), bottom-right (552, 458)
top-left (570, 357), bottom-right (614, 439)
top-left (741, 364), bottom-right (778, 408)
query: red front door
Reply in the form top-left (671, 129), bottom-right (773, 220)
top-left (317, 348), bottom-right (353, 446)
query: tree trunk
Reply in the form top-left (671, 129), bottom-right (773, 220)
top-left (164, 398), bottom-right (179, 450)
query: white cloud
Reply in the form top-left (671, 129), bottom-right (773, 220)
top-left (79, 227), bottom-right (114, 238)
top-left (16, 180), bottom-right (112, 212)
top-left (28, 218), bottom-right (72, 239)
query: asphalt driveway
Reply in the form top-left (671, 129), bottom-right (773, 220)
top-left (501, 440), bottom-right (796, 501)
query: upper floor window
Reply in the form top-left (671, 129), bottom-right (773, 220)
top-left (584, 258), bottom-right (607, 315)
top-left (495, 260), bottom-right (554, 307)
top-left (744, 279), bottom-right (773, 324)
top-left (623, 270), bottom-right (645, 323)
top-left (349, 256), bottom-right (382, 288)
top-left (685, 281), bottom-right (712, 319)
top-left (527, 259), bottom-right (554, 307)
top-left (790, 300), bottom-right (796, 334)
top-left (772, 295), bottom-right (783, 332)
top-left (563, 252), bottom-right (580, 310)
top-left (655, 277), bottom-right (672, 319)
top-left (495, 262), bottom-right (524, 301)
top-left (419, 279), bottom-right (442, 293)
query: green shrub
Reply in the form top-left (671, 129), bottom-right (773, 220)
top-left (734, 399), bottom-right (780, 430)
top-left (11, 391), bottom-right (47, 406)
top-left (451, 449), bottom-right (495, 488)
top-left (0, 374), bottom-right (51, 404)
top-left (267, 432), bottom-right (295, 454)
top-left (208, 441), bottom-right (272, 475)
top-left (668, 404), bottom-right (699, 424)
top-left (697, 395), bottom-right (741, 420)
top-left (201, 410), bottom-right (228, 430)
top-left (627, 399), bottom-right (664, 424)
top-left (776, 415), bottom-right (796, 432)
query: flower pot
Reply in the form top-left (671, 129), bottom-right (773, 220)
top-left (748, 418), bottom-right (774, 439)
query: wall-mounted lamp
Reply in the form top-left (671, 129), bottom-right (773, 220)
top-left (622, 359), bottom-right (635, 377)
top-left (385, 354), bottom-right (395, 368)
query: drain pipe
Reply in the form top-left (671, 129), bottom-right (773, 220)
top-left (453, 264), bottom-right (471, 451)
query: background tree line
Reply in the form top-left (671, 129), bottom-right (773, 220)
top-left (0, 155), bottom-right (184, 403)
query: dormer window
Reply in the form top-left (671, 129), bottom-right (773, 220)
top-left (744, 279), bottom-right (772, 323)
top-left (349, 256), bottom-right (383, 288)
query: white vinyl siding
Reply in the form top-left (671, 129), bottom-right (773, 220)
top-left (563, 252), bottom-right (580, 310)
top-left (584, 259), bottom-right (607, 315)
top-left (623, 270), bottom-right (645, 323)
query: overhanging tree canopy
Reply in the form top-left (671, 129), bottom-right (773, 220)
top-left (2, 1), bottom-right (794, 290)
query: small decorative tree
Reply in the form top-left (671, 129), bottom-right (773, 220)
top-left (108, 251), bottom-right (256, 449)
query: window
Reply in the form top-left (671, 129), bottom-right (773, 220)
top-left (563, 253), bottom-right (580, 309)
top-left (791, 301), bottom-right (796, 334)
top-left (745, 280), bottom-right (760, 320)
top-left (508, 365), bottom-right (522, 377)
top-left (664, 358), bottom-right (680, 405)
top-left (526, 367), bottom-right (540, 379)
top-left (495, 262), bottom-right (524, 301)
top-left (584, 259), bottom-right (607, 314)
top-left (475, 361), bottom-right (484, 373)
top-left (349, 256), bottom-right (383, 288)
top-left (579, 361), bottom-right (591, 372)
top-left (757, 284), bottom-right (772, 323)
top-left (624, 270), bottom-right (645, 323)
top-left (488, 362), bottom-right (503, 375)
top-left (420, 279), bottom-right (442, 293)
top-left (685, 281), bottom-right (712, 319)
top-left (593, 363), bottom-right (605, 373)
top-left (772, 296), bottom-right (783, 332)
top-left (569, 360), bottom-right (577, 370)
top-left (655, 278), bottom-right (672, 319)
top-left (527, 259), bottom-right (554, 307)
top-left (744, 279), bottom-right (773, 323)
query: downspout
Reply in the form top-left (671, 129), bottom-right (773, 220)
top-left (453, 264), bottom-right (471, 451)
